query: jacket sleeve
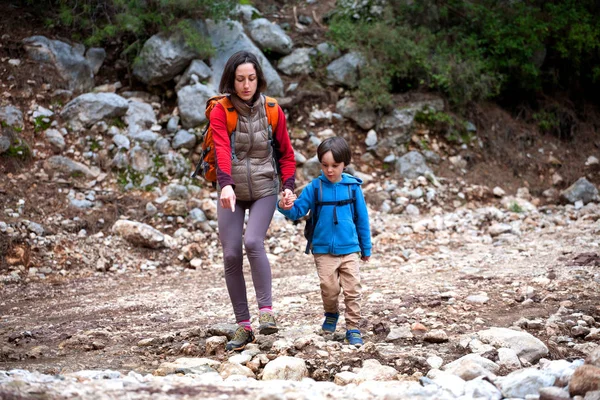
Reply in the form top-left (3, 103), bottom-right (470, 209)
top-left (273, 105), bottom-right (296, 191)
top-left (354, 186), bottom-right (372, 257)
top-left (211, 103), bottom-right (235, 189)
top-left (277, 181), bottom-right (314, 220)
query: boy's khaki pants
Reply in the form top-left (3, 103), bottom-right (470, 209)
top-left (313, 253), bottom-right (362, 329)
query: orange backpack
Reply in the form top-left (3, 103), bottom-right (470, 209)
top-left (191, 94), bottom-right (280, 185)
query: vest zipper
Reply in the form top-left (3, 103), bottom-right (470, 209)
top-left (246, 105), bottom-right (255, 199)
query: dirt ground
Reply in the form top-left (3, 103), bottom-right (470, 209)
top-left (1, 213), bottom-right (599, 377)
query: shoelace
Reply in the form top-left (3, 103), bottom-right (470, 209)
top-left (325, 316), bottom-right (337, 324)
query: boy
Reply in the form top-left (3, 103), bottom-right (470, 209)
top-left (278, 136), bottom-right (371, 345)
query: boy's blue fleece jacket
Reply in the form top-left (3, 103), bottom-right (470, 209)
top-left (278, 172), bottom-right (372, 257)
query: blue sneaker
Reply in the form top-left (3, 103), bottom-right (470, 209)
top-left (345, 329), bottom-right (364, 346)
top-left (322, 312), bottom-right (339, 332)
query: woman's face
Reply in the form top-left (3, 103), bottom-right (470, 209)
top-left (234, 62), bottom-right (258, 101)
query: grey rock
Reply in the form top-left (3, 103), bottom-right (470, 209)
top-left (477, 327), bottom-right (549, 363)
top-left (278, 48), bottom-right (315, 75)
top-left (133, 25), bottom-right (205, 85)
top-left (175, 60), bottom-right (213, 91)
top-left (129, 130), bottom-right (160, 144)
top-left (561, 177), bottom-right (599, 205)
top-left (0, 105), bottom-right (24, 128)
top-left (177, 83), bottom-right (217, 128)
top-left (172, 130), bottom-right (197, 150)
top-left (247, 18), bottom-right (293, 55)
top-left (111, 220), bottom-right (174, 249)
top-left (326, 52), bottom-right (366, 88)
top-left (496, 368), bottom-right (556, 398)
top-left (167, 116), bottom-right (180, 133)
top-left (126, 100), bottom-right (157, 135)
top-left (0, 136), bottom-right (10, 154)
top-left (316, 42), bottom-right (341, 62)
top-left (112, 134), bottom-right (130, 150)
top-left (85, 47), bottom-right (106, 75)
top-left (23, 36), bottom-right (94, 93)
top-left (60, 93), bottom-right (129, 131)
top-left (129, 146), bottom-right (152, 172)
top-left (44, 129), bottom-right (66, 152)
top-left (154, 138), bottom-right (171, 154)
top-left (43, 156), bottom-right (99, 178)
top-left (395, 151), bottom-right (433, 180)
top-left (336, 97), bottom-right (377, 130)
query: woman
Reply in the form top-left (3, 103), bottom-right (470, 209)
top-left (211, 51), bottom-right (296, 351)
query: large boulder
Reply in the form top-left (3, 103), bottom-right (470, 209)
top-left (133, 22), bottom-right (206, 86)
top-left (277, 48), bottom-right (315, 76)
top-left (177, 83), bottom-right (218, 128)
top-left (23, 36), bottom-right (94, 93)
top-left (60, 93), bottom-right (129, 131)
top-left (111, 220), bottom-right (175, 249)
top-left (207, 19), bottom-right (284, 97)
top-left (335, 97), bottom-right (377, 130)
top-left (561, 177), bottom-right (599, 205)
top-left (326, 52), bottom-right (366, 88)
top-left (247, 18), bottom-right (293, 55)
top-left (476, 327), bottom-right (549, 364)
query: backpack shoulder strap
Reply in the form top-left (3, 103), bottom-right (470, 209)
top-left (217, 96), bottom-right (238, 134)
top-left (264, 95), bottom-right (279, 131)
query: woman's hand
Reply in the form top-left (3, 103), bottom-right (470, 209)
top-left (220, 185), bottom-right (236, 212)
top-left (361, 256), bottom-right (370, 262)
top-left (279, 188), bottom-right (296, 210)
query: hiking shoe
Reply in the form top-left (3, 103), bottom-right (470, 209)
top-left (258, 312), bottom-right (278, 335)
top-left (345, 329), bottom-right (364, 346)
top-left (322, 312), bottom-right (339, 332)
top-left (225, 326), bottom-right (256, 351)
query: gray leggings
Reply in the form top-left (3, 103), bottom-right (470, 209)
top-left (217, 194), bottom-right (277, 322)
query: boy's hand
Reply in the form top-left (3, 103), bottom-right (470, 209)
top-left (361, 256), bottom-right (370, 262)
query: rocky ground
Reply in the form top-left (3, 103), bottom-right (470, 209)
top-left (1, 175), bottom-right (600, 398)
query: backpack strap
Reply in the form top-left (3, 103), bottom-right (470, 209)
top-left (264, 95), bottom-right (279, 132)
top-left (305, 180), bottom-right (322, 255)
top-left (216, 96), bottom-right (238, 133)
top-left (216, 96), bottom-right (238, 161)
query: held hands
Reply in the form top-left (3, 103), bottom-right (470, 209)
top-left (279, 188), bottom-right (296, 210)
top-left (220, 185), bottom-right (236, 212)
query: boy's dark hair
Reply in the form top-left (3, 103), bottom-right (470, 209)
top-left (219, 51), bottom-right (267, 99)
top-left (317, 136), bottom-right (351, 165)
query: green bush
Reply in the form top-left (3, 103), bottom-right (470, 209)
top-left (328, 0), bottom-right (600, 110)
top-left (28, 0), bottom-right (237, 60)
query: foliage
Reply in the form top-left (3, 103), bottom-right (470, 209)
top-left (508, 201), bottom-right (524, 213)
top-left (28, 0), bottom-right (237, 60)
top-left (533, 110), bottom-right (560, 134)
top-left (328, 0), bottom-right (600, 110)
top-left (34, 116), bottom-right (52, 133)
top-left (4, 139), bottom-right (32, 159)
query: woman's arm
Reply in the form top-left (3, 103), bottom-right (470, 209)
top-left (273, 106), bottom-right (296, 192)
top-left (211, 104), bottom-right (236, 189)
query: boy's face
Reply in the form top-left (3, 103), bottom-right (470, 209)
top-left (320, 151), bottom-right (344, 183)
